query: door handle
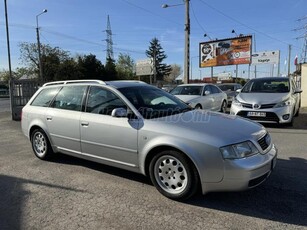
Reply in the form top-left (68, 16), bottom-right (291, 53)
top-left (46, 116), bottom-right (52, 121)
top-left (81, 122), bottom-right (89, 127)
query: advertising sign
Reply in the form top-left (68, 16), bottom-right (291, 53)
top-left (251, 50), bottom-right (280, 65)
top-left (136, 59), bottom-right (153, 76)
top-left (199, 36), bottom-right (252, 67)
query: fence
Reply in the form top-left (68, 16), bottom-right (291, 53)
top-left (11, 79), bottom-right (41, 120)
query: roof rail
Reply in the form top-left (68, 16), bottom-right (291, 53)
top-left (43, 80), bottom-right (106, 87)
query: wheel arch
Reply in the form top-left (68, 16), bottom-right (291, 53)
top-left (143, 145), bottom-right (201, 185)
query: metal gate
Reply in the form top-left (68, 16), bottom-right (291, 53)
top-left (10, 79), bottom-right (41, 120)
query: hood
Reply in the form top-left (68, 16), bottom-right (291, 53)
top-left (174, 95), bottom-right (200, 103)
top-left (237, 92), bottom-right (289, 104)
top-left (151, 110), bottom-right (265, 147)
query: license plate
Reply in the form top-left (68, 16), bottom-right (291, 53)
top-left (247, 112), bottom-right (266, 117)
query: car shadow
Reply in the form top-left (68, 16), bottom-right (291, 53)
top-left (49, 153), bottom-right (151, 185)
top-left (51, 154), bottom-right (307, 227)
top-left (186, 157), bottom-right (307, 227)
top-left (0, 175), bottom-right (85, 230)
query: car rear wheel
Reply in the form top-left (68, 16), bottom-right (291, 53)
top-left (220, 100), bottom-right (227, 113)
top-left (31, 129), bottom-right (54, 160)
top-left (149, 150), bottom-right (199, 200)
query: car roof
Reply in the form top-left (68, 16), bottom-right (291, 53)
top-left (249, 77), bottom-right (290, 82)
top-left (176, 83), bottom-right (210, 87)
top-left (217, 83), bottom-right (241, 85)
top-left (106, 80), bottom-right (149, 89)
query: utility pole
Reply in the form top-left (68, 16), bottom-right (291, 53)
top-left (36, 9), bottom-right (47, 82)
top-left (287, 44), bottom-right (291, 77)
top-left (294, 16), bottom-right (307, 63)
top-left (184, 0), bottom-right (190, 84)
top-left (4, 0), bottom-right (14, 120)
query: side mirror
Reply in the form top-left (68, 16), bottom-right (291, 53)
top-left (204, 90), bottom-right (211, 96)
top-left (236, 89), bottom-right (242, 93)
top-left (111, 108), bottom-right (128, 117)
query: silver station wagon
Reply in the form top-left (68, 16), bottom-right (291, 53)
top-left (21, 80), bottom-right (277, 200)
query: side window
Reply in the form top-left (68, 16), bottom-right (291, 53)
top-left (203, 85), bottom-right (212, 95)
top-left (86, 86), bottom-right (127, 115)
top-left (211, 85), bottom-right (220, 94)
top-left (51, 85), bottom-right (87, 111)
top-left (31, 87), bottom-right (60, 107)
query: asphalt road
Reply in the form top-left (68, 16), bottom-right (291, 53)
top-left (0, 101), bottom-right (307, 229)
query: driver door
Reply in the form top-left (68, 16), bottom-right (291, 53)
top-left (80, 86), bottom-right (139, 167)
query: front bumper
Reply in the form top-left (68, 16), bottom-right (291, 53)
top-left (230, 104), bottom-right (293, 124)
top-left (201, 144), bottom-right (277, 194)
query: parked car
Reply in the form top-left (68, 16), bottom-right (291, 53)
top-left (170, 83), bottom-right (228, 113)
top-left (230, 77), bottom-right (302, 125)
top-left (22, 80), bottom-right (277, 200)
top-left (217, 83), bottom-right (242, 107)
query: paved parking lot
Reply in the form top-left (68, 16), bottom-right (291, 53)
top-left (0, 105), bottom-right (307, 229)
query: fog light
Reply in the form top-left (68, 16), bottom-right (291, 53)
top-left (282, 114), bottom-right (290, 120)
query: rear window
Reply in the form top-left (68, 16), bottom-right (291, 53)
top-left (31, 87), bottom-right (61, 107)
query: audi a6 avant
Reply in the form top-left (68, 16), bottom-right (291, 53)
top-left (170, 84), bottom-right (228, 113)
top-left (22, 80), bottom-right (277, 200)
top-left (230, 77), bottom-right (302, 125)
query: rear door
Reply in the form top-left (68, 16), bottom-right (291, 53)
top-left (46, 85), bottom-right (87, 154)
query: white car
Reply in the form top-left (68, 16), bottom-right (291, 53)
top-left (170, 84), bottom-right (228, 112)
top-left (230, 77), bottom-right (302, 125)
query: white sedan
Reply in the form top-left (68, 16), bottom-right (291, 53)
top-left (170, 83), bottom-right (228, 112)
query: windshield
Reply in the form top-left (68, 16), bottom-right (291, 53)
top-left (241, 79), bottom-right (290, 93)
top-left (118, 86), bottom-right (191, 119)
top-left (170, 86), bottom-right (202, 96)
top-left (218, 84), bottom-right (235, 91)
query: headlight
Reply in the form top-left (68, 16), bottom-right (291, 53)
top-left (220, 141), bottom-right (259, 159)
top-left (274, 98), bottom-right (291, 108)
top-left (232, 97), bottom-right (242, 106)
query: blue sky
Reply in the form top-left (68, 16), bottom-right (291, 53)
top-left (0, 0), bottom-right (306, 79)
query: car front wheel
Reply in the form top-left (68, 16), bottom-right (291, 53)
top-left (31, 129), bottom-right (54, 160)
top-left (149, 150), bottom-right (199, 200)
top-left (220, 100), bottom-right (227, 113)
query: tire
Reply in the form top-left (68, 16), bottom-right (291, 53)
top-left (220, 100), bottom-right (227, 113)
top-left (195, 104), bottom-right (202, 110)
top-left (31, 129), bottom-right (54, 160)
top-left (149, 150), bottom-right (199, 200)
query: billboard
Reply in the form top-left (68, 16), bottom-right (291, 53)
top-left (251, 50), bottom-right (280, 65)
top-left (136, 58), bottom-right (153, 76)
top-left (199, 36), bottom-right (252, 67)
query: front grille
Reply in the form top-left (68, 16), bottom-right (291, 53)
top-left (242, 103), bottom-right (252, 108)
top-left (242, 103), bottom-right (276, 109)
top-left (258, 133), bottom-right (271, 151)
top-left (260, 103), bottom-right (276, 109)
top-left (237, 111), bottom-right (280, 123)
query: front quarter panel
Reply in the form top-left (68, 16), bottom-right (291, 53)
top-left (138, 120), bottom-right (224, 183)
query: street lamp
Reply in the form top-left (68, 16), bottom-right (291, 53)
top-left (36, 9), bottom-right (47, 82)
top-left (162, 1), bottom-right (190, 84)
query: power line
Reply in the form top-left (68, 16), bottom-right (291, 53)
top-left (197, 0), bottom-right (300, 49)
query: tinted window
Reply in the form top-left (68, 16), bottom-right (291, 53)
top-left (203, 85), bottom-right (212, 95)
top-left (51, 85), bottom-right (87, 111)
top-left (86, 86), bottom-right (127, 115)
top-left (171, 86), bottom-right (202, 95)
top-left (242, 79), bottom-right (290, 93)
top-left (211, 85), bottom-right (221, 94)
top-left (119, 86), bottom-right (190, 119)
top-left (31, 87), bottom-right (60, 107)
